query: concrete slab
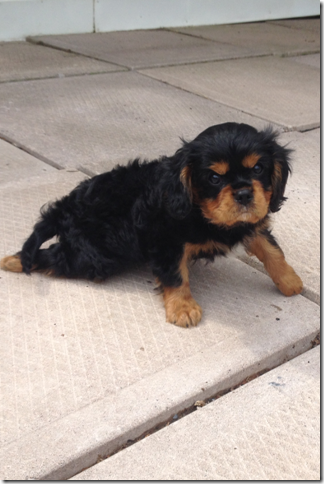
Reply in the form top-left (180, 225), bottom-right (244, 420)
top-left (0, 173), bottom-right (320, 480)
top-left (172, 21), bottom-right (320, 56)
top-left (72, 347), bottom-right (320, 481)
top-left (0, 71), bottom-right (275, 171)
top-left (269, 17), bottom-right (320, 32)
top-left (0, 138), bottom-right (57, 185)
top-left (0, 42), bottom-right (123, 83)
top-left (28, 30), bottom-right (261, 69)
top-left (140, 56), bottom-right (320, 130)
top-left (237, 129), bottom-right (320, 304)
top-left (287, 53), bottom-right (320, 69)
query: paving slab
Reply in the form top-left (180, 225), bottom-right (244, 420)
top-left (0, 71), bottom-right (275, 171)
top-left (28, 30), bottom-right (261, 70)
top-left (0, 41), bottom-right (123, 83)
top-left (140, 56), bottom-right (320, 130)
top-left (287, 53), bottom-right (320, 69)
top-left (237, 128), bottom-right (320, 304)
top-left (0, 138), bottom-right (57, 185)
top-left (269, 17), bottom-right (320, 32)
top-left (0, 172), bottom-right (320, 480)
top-left (72, 346), bottom-right (320, 481)
top-left (172, 21), bottom-right (320, 56)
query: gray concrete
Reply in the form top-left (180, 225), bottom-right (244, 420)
top-left (72, 347), bottom-right (320, 481)
top-left (0, 19), bottom-right (320, 480)
top-left (269, 17), bottom-right (320, 32)
top-left (0, 179), bottom-right (320, 477)
top-left (0, 41), bottom-right (122, 83)
top-left (0, 138), bottom-right (57, 185)
top-left (0, 71), bottom-right (273, 171)
top-left (29, 30), bottom-right (261, 69)
top-left (172, 20), bottom-right (320, 55)
top-left (140, 56), bottom-right (320, 130)
top-left (288, 53), bottom-right (320, 69)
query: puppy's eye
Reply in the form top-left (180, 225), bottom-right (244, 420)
top-left (209, 173), bottom-right (222, 185)
top-left (253, 163), bottom-right (263, 175)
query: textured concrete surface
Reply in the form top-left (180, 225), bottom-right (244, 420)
top-left (0, 18), bottom-right (320, 481)
top-left (288, 53), bottom-right (320, 69)
top-left (0, 138), bottom-right (56, 185)
top-left (0, 70), bottom-right (272, 171)
top-left (72, 347), bottom-right (320, 481)
top-left (0, 218), bottom-right (319, 478)
top-left (29, 30), bottom-right (261, 69)
top-left (0, 41), bottom-right (122, 83)
top-left (140, 56), bottom-right (320, 130)
top-left (0, 172), bottom-right (320, 479)
top-left (172, 20), bottom-right (320, 55)
top-left (269, 17), bottom-right (320, 32)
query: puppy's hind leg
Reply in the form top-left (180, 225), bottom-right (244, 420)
top-left (245, 229), bottom-right (303, 296)
top-left (0, 254), bottom-right (24, 272)
top-left (0, 213), bottom-right (57, 274)
top-left (20, 216), bottom-right (58, 274)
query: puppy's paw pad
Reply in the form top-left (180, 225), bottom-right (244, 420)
top-left (166, 299), bottom-right (202, 328)
top-left (0, 255), bottom-right (23, 273)
top-left (275, 268), bottom-right (303, 297)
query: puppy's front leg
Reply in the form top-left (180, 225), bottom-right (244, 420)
top-left (155, 248), bottom-right (202, 327)
top-left (163, 282), bottom-right (202, 328)
top-left (245, 229), bottom-right (303, 296)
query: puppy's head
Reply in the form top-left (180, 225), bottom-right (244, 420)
top-left (163, 123), bottom-right (291, 226)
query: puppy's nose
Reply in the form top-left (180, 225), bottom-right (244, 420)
top-left (235, 188), bottom-right (253, 206)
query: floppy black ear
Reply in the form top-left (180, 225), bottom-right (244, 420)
top-left (161, 144), bottom-right (193, 219)
top-left (269, 141), bottom-right (292, 213)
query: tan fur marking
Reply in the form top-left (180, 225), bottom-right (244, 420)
top-left (247, 235), bottom-right (303, 296)
top-left (200, 181), bottom-right (272, 227)
top-left (180, 166), bottom-right (192, 200)
top-left (184, 240), bottom-right (230, 259)
top-left (210, 161), bottom-right (230, 175)
top-left (271, 161), bottom-right (282, 190)
top-left (242, 153), bottom-right (260, 169)
top-left (163, 240), bottom-right (230, 327)
top-left (180, 166), bottom-right (191, 188)
top-left (0, 254), bottom-right (23, 273)
top-left (163, 283), bottom-right (202, 328)
top-left (163, 247), bottom-right (202, 328)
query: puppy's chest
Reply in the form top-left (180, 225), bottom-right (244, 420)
top-left (184, 223), bottom-right (257, 261)
top-left (185, 240), bottom-right (229, 261)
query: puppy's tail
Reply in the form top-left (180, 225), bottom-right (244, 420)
top-left (1, 203), bottom-right (59, 275)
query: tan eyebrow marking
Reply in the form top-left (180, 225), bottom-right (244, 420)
top-left (242, 153), bottom-right (261, 169)
top-left (210, 161), bottom-right (230, 175)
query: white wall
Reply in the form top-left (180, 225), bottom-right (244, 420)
top-left (95, 0), bottom-right (320, 33)
top-left (0, 0), bottom-right (320, 41)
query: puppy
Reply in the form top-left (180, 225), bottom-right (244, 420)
top-left (1, 123), bottom-right (303, 327)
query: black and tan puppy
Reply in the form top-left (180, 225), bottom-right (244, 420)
top-left (1, 123), bottom-right (303, 327)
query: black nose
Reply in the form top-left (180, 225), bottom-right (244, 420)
top-left (235, 188), bottom-right (253, 206)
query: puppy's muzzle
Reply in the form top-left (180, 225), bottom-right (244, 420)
top-left (234, 188), bottom-right (253, 206)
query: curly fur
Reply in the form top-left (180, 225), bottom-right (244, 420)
top-left (1, 122), bottom-right (303, 327)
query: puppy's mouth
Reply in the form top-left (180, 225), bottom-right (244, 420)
top-left (200, 181), bottom-right (272, 227)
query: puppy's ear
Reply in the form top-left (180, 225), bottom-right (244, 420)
top-left (161, 144), bottom-right (193, 219)
top-left (269, 143), bottom-right (292, 213)
top-left (259, 128), bottom-right (291, 213)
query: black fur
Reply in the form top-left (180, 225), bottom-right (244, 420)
top-left (18, 123), bottom-right (291, 289)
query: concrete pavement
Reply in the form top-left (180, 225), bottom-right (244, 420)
top-left (72, 347), bottom-right (320, 480)
top-left (0, 18), bottom-right (320, 480)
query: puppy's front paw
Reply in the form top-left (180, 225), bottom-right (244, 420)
top-left (274, 265), bottom-right (303, 297)
top-left (166, 297), bottom-right (202, 328)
